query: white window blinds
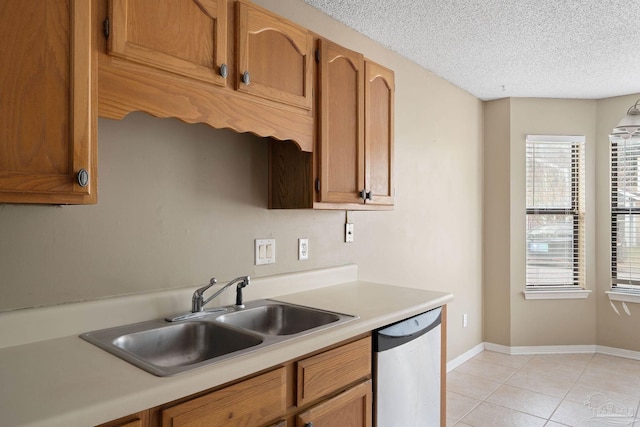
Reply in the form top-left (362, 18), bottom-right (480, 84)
top-left (611, 136), bottom-right (640, 291)
top-left (526, 135), bottom-right (585, 289)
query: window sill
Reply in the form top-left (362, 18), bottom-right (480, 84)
top-left (523, 289), bottom-right (591, 300)
top-left (607, 291), bottom-right (640, 304)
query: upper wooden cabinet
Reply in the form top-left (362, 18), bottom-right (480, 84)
top-left (364, 61), bottom-right (394, 206)
top-left (107, 0), bottom-right (228, 87)
top-left (269, 39), bottom-right (394, 210)
top-left (236, 0), bottom-right (314, 110)
top-left (317, 39), bottom-right (366, 206)
top-left (0, 0), bottom-right (97, 204)
top-left (98, 0), bottom-right (314, 151)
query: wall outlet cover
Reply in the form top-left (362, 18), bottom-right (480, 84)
top-left (345, 223), bottom-right (354, 243)
top-left (298, 238), bottom-right (309, 260)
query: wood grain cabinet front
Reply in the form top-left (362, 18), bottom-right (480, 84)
top-left (98, 0), bottom-right (315, 151)
top-left (99, 336), bottom-right (374, 427)
top-left (236, 0), bottom-right (314, 111)
top-left (0, 0), bottom-right (97, 204)
top-left (107, 0), bottom-right (228, 87)
top-left (295, 380), bottom-right (372, 427)
top-left (158, 367), bottom-right (286, 427)
top-left (296, 337), bottom-right (371, 407)
top-left (364, 61), bottom-right (394, 206)
top-left (316, 38), bottom-right (366, 206)
top-left (316, 41), bottom-right (395, 208)
top-left (268, 39), bottom-right (395, 210)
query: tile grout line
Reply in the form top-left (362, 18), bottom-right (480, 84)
top-left (454, 352), bottom-right (600, 426)
top-left (450, 351), bottom-right (640, 426)
top-left (545, 353), bottom-right (594, 425)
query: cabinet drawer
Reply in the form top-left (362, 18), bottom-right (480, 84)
top-left (161, 367), bottom-right (286, 427)
top-left (296, 337), bottom-right (371, 407)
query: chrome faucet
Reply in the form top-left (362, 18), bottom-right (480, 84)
top-left (193, 276), bottom-right (250, 312)
top-left (166, 276), bottom-right (250, 322)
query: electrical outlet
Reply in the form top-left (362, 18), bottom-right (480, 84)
top-left (298, 238), bottom-right (309, 260)
top-left (255, 239), bottom-right (276, 265)
top-left (345, 223), bottom-right (354, 243)
top-left (463, 313), bottom-right (468, 328)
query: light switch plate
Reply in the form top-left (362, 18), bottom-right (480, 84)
top-left (255, 239), bottom-right (276, 265)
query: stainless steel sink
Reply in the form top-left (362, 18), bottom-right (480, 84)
top-left (81, 299), bottom-right (356, 376)
top-left (81, 319), bottom-right (263, 376)
top-left (216, 302), bottom-right (342, 335)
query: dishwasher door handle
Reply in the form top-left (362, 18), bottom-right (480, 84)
top-left (374, 306), bottom-right (441, 352)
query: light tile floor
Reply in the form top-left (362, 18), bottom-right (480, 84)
top-left (448, 350), bottom-right (640, 426)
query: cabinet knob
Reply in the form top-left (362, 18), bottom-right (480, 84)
top-left (242, 71), bottom-right (250, 85)
top-left (359, 189), bottom-right (373, 201)
top-left (77, 168), bottom-right (89, 187)
top-left (219, 63), bottom-right (228, 78)
top-left (305, 423), bottom-right (314, 427)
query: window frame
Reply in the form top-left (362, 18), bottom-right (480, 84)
top-left (525, 135), bottom-right (586, 292)
top-left (610, 136), bottom-right (640, 293)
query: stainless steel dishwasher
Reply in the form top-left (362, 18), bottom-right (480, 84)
top-left (373, 306), bottom-right (442, 427)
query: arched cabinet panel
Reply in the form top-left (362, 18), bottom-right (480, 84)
top-left (318, 39), bottom-right (365, 204)
top-left (236, 0), bottom-right (313, 110)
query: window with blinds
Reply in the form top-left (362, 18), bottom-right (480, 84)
top-left (525, 135), bottom-right (585, 289)
top-left (611, 137), bottom-right (640, 292)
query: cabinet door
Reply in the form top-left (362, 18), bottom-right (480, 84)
top-left (296, 380), bottom-right (372, 427)
top-left (0, 0), bottom-right (95, 204)
top-left (236, 0), bottom-right (313, 110)
top-left (160, 367), bottom-right (286, 427)
top-left (364, 61), bottom-right (394, 206)
top-left (108, 0), bottom-right (228, 87)
top-left (317, 39), bottom-right (365, 204)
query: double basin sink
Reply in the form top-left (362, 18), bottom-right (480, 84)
top-left (80, 299), bottom-right (356, 376)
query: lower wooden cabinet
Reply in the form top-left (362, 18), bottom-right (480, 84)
top-left (296, 380), bottom-right (372, 427)
top-left (160, 367), bottom-right (287, 427)
top-left (98, 336), bottom-right (372, 427)
top-left (296, 337), bottom-right (371, 407)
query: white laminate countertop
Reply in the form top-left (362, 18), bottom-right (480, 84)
top-left (0, 275), bottom-right (452, 427)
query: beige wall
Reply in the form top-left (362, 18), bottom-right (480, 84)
top-left (0, 0), bottom-right (484, 361)
top-left (483, 98), bottom-right (511, 346)
top-left (483, 98), bottom-right (599, 346)
top-left (509, 98), bottom-right (597, 346)
top-left (483, 96), bottom-right (640, 351)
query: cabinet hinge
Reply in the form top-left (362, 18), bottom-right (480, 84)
top-left (315, 49), bottom-right (320, 63)
top-left (103, 17), bottom-right (110, 39)
top-left (315, 178), bottom-right (321, 192)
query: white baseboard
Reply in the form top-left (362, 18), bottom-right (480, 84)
top-left (596, 345), bottom-right (640, 361)
top-left (446, 343), bottom-right (484, 372)
top-left (447, 342), bottom-right (640, 372)
top-left (485, 342), bottom-right (597, 355)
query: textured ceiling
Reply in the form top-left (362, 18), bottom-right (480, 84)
top-left (301, 0), bottom-right (640, 100)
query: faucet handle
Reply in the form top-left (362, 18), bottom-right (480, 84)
top-left (194, 277), bottom-right (217, 295)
